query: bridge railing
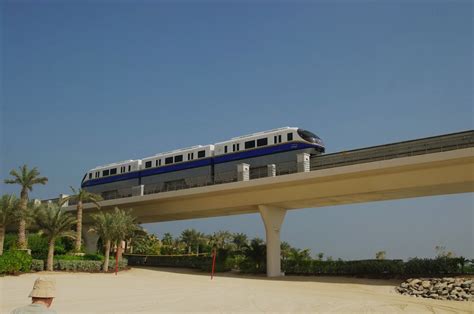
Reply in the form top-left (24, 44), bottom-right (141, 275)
top-left (311, 130), bottom-right (474, 171)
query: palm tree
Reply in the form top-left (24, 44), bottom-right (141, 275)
top-left (35, 204), bottom-right (76, 271)
top-left (209, 230), bottom-right (232, 250)
top-left (162, 232), bottom-right (173, 246)
top-left (289, 248), bottom-right (311, 263)
top-left (233, 233), bottom-right (248, 252)
top-left (91, 207), bottom-right (137, 272)
top-left (4, 165), bottom-right (48, 249)
top-left (0, 194), bottom-right (19, 255)
top-left (244, 238), bottom-right (266, 272)
top-left (181, 229), bottom-right (200, 254)
top-left (60, 187), bottom-right (102, 252)
top-left (280, 241), bottom-right (292, 261)
top-left (375, 251), bottom-right (386, 260)
top-left (110, 207), bottom-right (137, 259)
top-left (91, 211), bottom-right (115, 271)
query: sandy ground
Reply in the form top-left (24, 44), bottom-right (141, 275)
top-left (1, 267), bottom-right (473, 313)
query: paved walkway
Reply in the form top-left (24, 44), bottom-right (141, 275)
top-left (1, 267), bottom-right (472, 313)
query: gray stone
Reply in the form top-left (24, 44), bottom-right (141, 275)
top-left (410, 279), bottom-right (421, 287)
top-left (422, 281), bottom-right (431, 289)
top-left (461, 280), bottom-right (472, 287)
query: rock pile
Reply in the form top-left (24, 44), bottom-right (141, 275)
top-left (396, 278), bottom-right (473, 301)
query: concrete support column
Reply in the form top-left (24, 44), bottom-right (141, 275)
top-left (258, 205), bottom-right (287, 277)
top-left (83, 227), bottom-right (100, 254)
top-left (132, 185), bottom-right (144, 197)
top-left (237, 163), bottom-right (250, 181)
top-left (297, 153), bottom-right (310, 173)
top-left (267, 164), bottom-right (276, 177)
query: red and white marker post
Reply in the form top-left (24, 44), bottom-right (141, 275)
top-left (211, 248), bottom-right (217, 280)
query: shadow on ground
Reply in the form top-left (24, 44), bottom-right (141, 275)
top-left (131, 266), bottom-right (402, 286)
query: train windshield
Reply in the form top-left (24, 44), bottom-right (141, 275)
top-left (297, 129), bottom-right (321, 143)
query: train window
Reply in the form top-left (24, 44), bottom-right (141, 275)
top-left (191, 153), bottom-right (194, 160)
top-left (155, 160), bottom-right (159, 167)
top-left (89, 173), bottom-right (92, 179)
top-left (128, 165), bottom-right (131, 172)
top-left (102, 169), bottom-right (110, 177)
top-left (198, 150), bottom-right (205, 158)
top-left (159, 159), bottom-right (162, 166)
top-left (287, 133), bottom-right (293, 141)
top-left (245, 140), bottom-right (256, 149)
top-left (279, 135), bottom-right (282, 143)
top-left (224, 146), bottom-right (228, 153)
top-left (174, 155), bottom-right (183, 163)
top-left (165, 157), bottom-right (173, 164)
top-left (145, 161), bottom-right (152, 168)
top-left (237, 143), bottom-right (240, 151)
top-left (257, 138), bottom-right (268, 147)
top-left (95, 172), bottom-right (99, 178)
top-left (274, 135), bottom-right (277, 144)
top-left (232, 144), bottom-right (236, 152)
top-left (110, 168), bottom-right (117, 175)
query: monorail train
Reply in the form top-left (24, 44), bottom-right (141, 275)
top-left (81, 127), bottom-right (325, 199)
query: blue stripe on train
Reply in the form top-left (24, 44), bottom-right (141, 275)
top-left (81, 142), bottom-right (321, 188)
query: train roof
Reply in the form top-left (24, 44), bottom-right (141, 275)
top-left (89, 159), bottom-right (139, 171)
top-left (214, 127), bottom-right (297, 145)
top-left (142, 144), bottom-right (214, 159)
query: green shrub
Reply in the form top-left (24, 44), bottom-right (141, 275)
top-left (0, 250), bottom-right (32, 275)
top-left (54, 260), bottom-right (102, 272)
top-left (52, 258), bottom-right (128, 272)
top-left (404, 257), bottom-right (463, 275)
top-left (225, 254), bottom-right (246, 270)
top-left (126, 254), bottom-right (221, 270)
top-left (107, 258), bottom-right (128, 271)
top-left (28, 234), bottom-right (67, 259)
top-left (5, 233), bottom-right (69, 260)
top-left (55, 254), bottom-right (104, 261)
top-left (238, 258), bottom-right (266, 274)
top-left (3, 233), bottom-right (18, 251)
top-left (31, 259), bottom-right (44, 272)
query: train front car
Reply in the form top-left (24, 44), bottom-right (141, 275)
top-left (295, 128), bottom-right (325, 153)
top-left (213, 127), bottom-right (324, 182)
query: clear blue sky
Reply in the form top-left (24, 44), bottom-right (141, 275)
top-left (1, 1), bottom-right (472, 260)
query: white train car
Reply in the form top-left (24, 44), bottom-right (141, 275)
top-left (81, 127), bottom-right (324, 197)
top-left (140, 144), bottom-right (215, 194)
top-left (83, 159), bottom-right (142, 198)
top-left (213, 127), bottom-right (323, 181)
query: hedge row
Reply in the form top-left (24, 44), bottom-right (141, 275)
top-left (52, 258), bottom-right (128, 272)
top-left (127, 254), bottom-right (209, 269)
top-left (282, 258), bottom-right (470, 277)
top-left (0, 250), bottom-right (128, 274)
top-left (31, 259), bottom-right (44, 272)
top-left (127, 254), bottom-right (471, 278)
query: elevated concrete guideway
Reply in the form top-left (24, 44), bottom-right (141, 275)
top-left (58, 130), bottom-right (473, 277)
top-left (75, 147), bottom-right (473, 223)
